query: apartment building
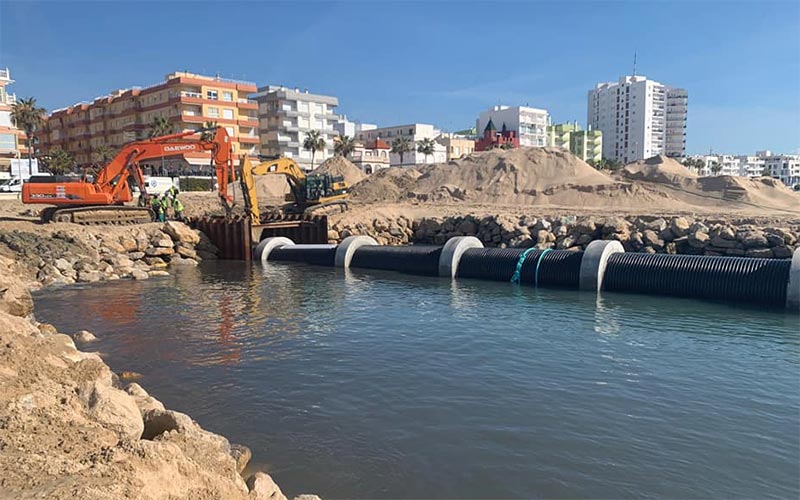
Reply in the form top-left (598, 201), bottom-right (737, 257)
top-left (588, 75), bottom-right (687, 163)
top-left (41, 71), bottom-right (259, 170)
top-left (355, 124), bottom-right (446, 166)
top-left (334, 115), bottom-right (376, 138)
top-left (252, 86), bottom-right (340, 170)
top-left (763, 154), bottom-right (800, 187)
top-left (476, 105), bottom-right (549, 148)
top-left (687, 150), bottom-right (799, 187)
top-left (0, 68), bottom-right (29, 173)
top-left (546, 122), bottom-right (603, 164)
top-left (436, 135), bottom-right (475, 160)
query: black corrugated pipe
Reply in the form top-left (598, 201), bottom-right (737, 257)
top-left (456, 247), bottom-right (584, 288)
top-left (603, 253), bottom-right (792, 306)
top-left (350, 245), bottom-right (443, 277)
top-left (268, 245), bottom-right (337, 267)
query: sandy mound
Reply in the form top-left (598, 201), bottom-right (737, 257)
top-left (620, 155), bottom-right (698, 186)
top-left (695, 175), bottom-right (800, 208)
top-left (350, 167), bottom-right (422, 202)
top-left (410, 147), bottom-right (613, 203)
top-left (312, 156), bottom-right (366, 186)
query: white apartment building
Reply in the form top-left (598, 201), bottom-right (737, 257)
top-left (687, 150), bottom-right (799, 187)
top-left (355, 123), bottom-right (447, 166)
top-left (690, 154), bottom-right (741, 177)
top-left (764, 154), bottom-right (800, 187)
top-left (476, 105), bottom-right (549, 147)
top-left (252, 86), bottom-right (340, 170)
top-left (334, 115), bottom-right (376, 137)
top-left (588, 75), bottom-right (687, 163)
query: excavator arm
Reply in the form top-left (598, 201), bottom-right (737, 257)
top-left (239, 156), bottom-right (307, 221)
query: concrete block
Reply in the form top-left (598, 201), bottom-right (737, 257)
top-left (335, 236), bottom-right (377, 268)
top-left (579, 240), bottom-right (624, 291)
top-left (439, 236), bottom-right (484, 278)
top-left (254, 237), bottom-right (294, 263)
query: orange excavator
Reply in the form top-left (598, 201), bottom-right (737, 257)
top-left (22, 127), bottom-right (236, 224)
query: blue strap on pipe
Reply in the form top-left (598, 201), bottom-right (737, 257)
top-left (510, 247), bottom-right (537, 284)
top-left (535, 248), bottom-right (552, 288)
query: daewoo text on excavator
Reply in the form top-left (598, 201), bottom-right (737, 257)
top-left (22, 127), bottom-right (236, 224)
top-left (238, 156), bottom-right (349, 221)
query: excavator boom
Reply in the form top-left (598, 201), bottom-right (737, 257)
top-left (23, 127), bottom-right (236, 224)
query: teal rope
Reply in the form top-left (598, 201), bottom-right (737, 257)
top-left (535, 248), bottom-right (552, 288)
top-left (510, 247), bottom-right (537, 284)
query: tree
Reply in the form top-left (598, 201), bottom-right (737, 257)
top-left (303, 130), bottom-right (326, 169)
top-left (201, 121), bottom-right (218, 142)
top-left (334, 135), bottom-right (356, 158)
top-left (41, 148), bottom-right (74, 175)
top-left (710, 161), bottom-right (722, 176)
top-left (92, 145), bottom-right (117, 166)
top-left (416, 137), bottom-right (436, 164)
top-left (761, 166), bottom-right (772, 177)
top-left (391, 137), bottom-right (412, 165)
top-left (10, 97), bottom-right (45, 177)
top-left (594, 158), bottom-right (622, 171)
top-left (500, 143), bottom-right (514, 150)
top-left (149, 116), bottom-right (172, 138)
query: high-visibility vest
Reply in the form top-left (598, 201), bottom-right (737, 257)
top-left (173, 198), bottom-right (184, 212)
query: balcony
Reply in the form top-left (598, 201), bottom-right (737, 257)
top-left (1, 92), bottom-right (16, 105)
top-left (0, 68), bottom-right (9, 80)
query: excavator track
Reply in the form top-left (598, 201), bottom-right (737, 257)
top-left (43, 206), bottom-right (154, 225)
top-left (303, 200), bottom-right (349, 216)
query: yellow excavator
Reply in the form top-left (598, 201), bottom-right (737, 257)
top-left (239, 156), bottom-right (350, 221)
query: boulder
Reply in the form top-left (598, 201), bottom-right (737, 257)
top-left (169, 256), bottom-right (199, 267)
top-left (101, 240), bottom-right (127, 254)
top-left (142, 408), bottom-right (196, 440)
top-left (642, 229), bottom-right (664, 248)
top-left (125, 383), bottom-right (165, 415)
top-left (163, 221), bottom-right (201, 245)
top-left (688, 231), bottom-right (710, 248)
top-left (154, 237), bottom-right (175, 249)
top-left (120, 237), bottom-right (139, 252)
top-left (247, 472), bottom-right (287, 500)
top-left (710, 236), bottom-right (738, 249)
top-left (230, 443), bottom-right (252, 473)
top-left (54, 258), bottom-right (72, 273)
top-left (175, 245), bottom-right (198, 260)
top-left (149, 270), bottom-right (170, 277)
top-left (77, 270), bottom-right (103, 283)
top-left (73, 330), bottom-right (97, 343)
top-left (670, 217), bottom-right (691, 238)
top-left (128, 251), bottom-right (146, 260)
top-left (765, 233), bottom-right (785, 248)
top-left (773, 246), bottom-right (793, 258)
top-left (131, 269), bottom-right (150, 280)
top-left (740, 230), bottom-right (769, 249)
top-left (145, 246), bottom-right (174, 257)
top-left (84, 382), bottom-right (144, 440)
top-left (745, 248), bottom-right (774, 258)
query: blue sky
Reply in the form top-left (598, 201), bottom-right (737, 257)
top-left (1, 1), bottom-right (798, 155)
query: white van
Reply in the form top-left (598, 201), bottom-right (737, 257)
top-left (0, 177), bottom-right (23, 192)
top-left (132, 176), bottom-right (179, 195)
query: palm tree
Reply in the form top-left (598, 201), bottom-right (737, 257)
top-left (391, 137), bottom-right (412, 166)
top-left (303, 130), bottom-right (326, 169)
top-left (42, 148), bottom-right (74, 175)
top-left (416, 138), bottom-right (436, 164)
top-left (149, 116), bottom-right (172, 138)
top-left (92, 145), bottom-right (117, 166)
top-left (200, 121), bottom-right (218, 142)
top-left (334, 135), bottom-right (356, 158)
top-left (710, 161), bottom-right (722, 176)
top-left (10, 97), bottom-right (45, 177)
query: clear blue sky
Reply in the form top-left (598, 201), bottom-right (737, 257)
top-left (1, 1), bottom-right (798, 155)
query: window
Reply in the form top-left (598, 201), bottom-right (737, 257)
top-left (222, 91), bottom-right (233, 102)
top-left (222, 109), bottom-right (234, 120)
top-left (225, 126), bottom-right (235, 136)
top-left (0, 133), bottom-right (16, 150)
top-left (206, 90), bottom-right (218, 100)
top-left (208, 107), bottom-right (220, 118)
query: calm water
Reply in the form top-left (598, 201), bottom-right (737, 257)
top-left (34, 263), bottom-right (800, 499)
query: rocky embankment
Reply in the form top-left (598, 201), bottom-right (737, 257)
top-left (330, 214), bottom-right (799, 258)
top-left (0, 221), bottom-right (313, 500)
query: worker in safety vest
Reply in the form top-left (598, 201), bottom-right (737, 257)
top-left (173, 196), bottom-right (185, 221)
top-left (167, 185), bottom-right (180, 204)
top-left (151, 196), bottom-right (165, 223)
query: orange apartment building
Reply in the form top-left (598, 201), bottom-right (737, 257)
top-left (0, 67), bottom-right (30, 173)
top-left (40, 71), bottom-right (259, 171)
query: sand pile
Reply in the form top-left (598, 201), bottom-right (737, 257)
top-left (312, 156), bottom-right (366, 185)
top-left (620, 156), bottom-right (698, 186)
top-left (350, 167), bottom-right (422, 202)
top-left (409, 147), bottom-right (613, 203)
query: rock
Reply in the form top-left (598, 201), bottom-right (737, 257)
top-left (175, 245), bottom-right (198, 259)
top-left (740, 230), bottom-right (769, 249)
top-left (146, 246), bottom-right (174, 257)
top-left (125, 383), bottom-right (165, 414)
top-left (710, 236), bottom-right (738, 249)
top-left (77, 270), bottom-right (103, 283)
top-left (574, 217), bottom-right (597, 234)
top-left (725, 248), bottom-right (746, 256)
top-left (84, 382), bottom-right (144, 440)
top-left (120, 237), bottom-right (138, 252)
top-left (155, 237), bottom-right (174, 249)
top-left (73, 330), bottom-right (97, 343)
top-left (773, 246), bottom-right (793, 258)
top-left (645, 217), bottom-right (668, 232)
top-left (141, 408), bottom-right (196, 440)
top-left (327, 229), bottom-right (339, 242)
top-left (54, 258), bottom-right (72, 273)
top-left (745, 248), bottom-right (774, 258)
top-left (457, 219), bottom-right (478, 235)
top-left (230, 444), bottom-right (252, 473)
top-left (717, 226), bottom-right (736, 240)
top-left (170, 256), bottom-right (199, 267)
top-left (247, 472), bottom-right (287, 500)
top-left (163, 221), bottom-right (201, 245)
top-left (670, 217), bottom-right (691, 237)
top-left (197, 250), bottom-right (218, 261)
top-left (602, 217), bottom-right (630, 235)
top-left (688, 230), bottom-right (710, 248)
top-left (765, 227), bottom-right (797, 246)
top-left (118, 371), bottom-right (142, 381)
top-left (38, 323), bottom-right (59, 335)
top-left (658, 227), bottom-right (675, 242)
top-left (101, 240), bottom-right (127, 254)
top-left (765, 233), bottom-right (785, 248)
top-left (149, 270), bottom-right (170, 277)
top-left (128, 251), bottom-right (146, 260)
top-left (131, 269), bottom-right (150, 280)
top-left (642, 229), bottom-right (664, 248)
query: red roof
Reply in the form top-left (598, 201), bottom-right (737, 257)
top-left (366, 138), bottom-right (391, 150)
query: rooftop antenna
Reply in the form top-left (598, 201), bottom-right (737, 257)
top-left (632, 51), bottom-right (637, 76)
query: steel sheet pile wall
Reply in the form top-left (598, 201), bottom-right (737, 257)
top-left (189, 216), bottom-right (252, 261)
top-left (255, 236), bottom-right (799, 310)
top-left (604, 253), bottom-right (792, 306)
